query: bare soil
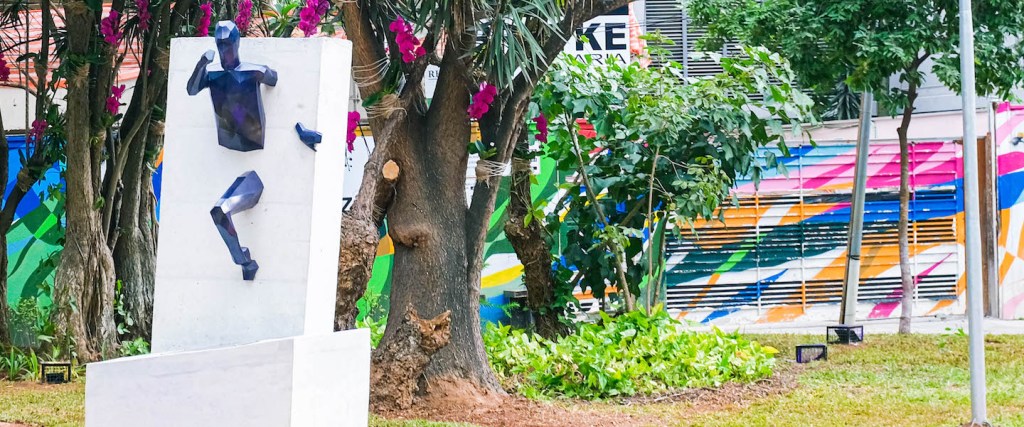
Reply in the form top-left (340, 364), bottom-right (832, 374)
top-left (379, 362), bottom-right (805, 427)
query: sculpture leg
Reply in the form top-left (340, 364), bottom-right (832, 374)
top-left (210, 171), bottom-right (264, 280)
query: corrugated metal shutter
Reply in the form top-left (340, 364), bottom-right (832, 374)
top-left (663, 140), bottom-right (962, 312)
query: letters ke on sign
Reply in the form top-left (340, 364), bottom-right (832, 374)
top-left (564, 14), bottom-right (630, 65)
top-left (422, 11), bottom-right (631, 99)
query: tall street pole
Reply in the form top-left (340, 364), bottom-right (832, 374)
top-left (840, 91), bottom-right (873, 325)
top-left (959, 0), bottom-right (988, 423)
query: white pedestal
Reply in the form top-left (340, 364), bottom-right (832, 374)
top-left (85, 329), bottom-right (370, 427)
top-left (86, 33), bottom-right (368, 426)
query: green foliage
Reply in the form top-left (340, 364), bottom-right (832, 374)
top-left (7, 298), bottom-right (55, 350)
top-left (484, 307), bottom-right (779, 399)
top-left (113, 281), bottom-right (149, 357)
top-left (532, 50), bottom-right (814, 301)
top-left (0, 346), bottom-right (40, 381)
top-left (688, 0), bottom-right (1024, 114)
top-left (356, 286), bottom-right (387, 349)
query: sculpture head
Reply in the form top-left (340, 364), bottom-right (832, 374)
top-left (215, 21), bottom-right (241, 69)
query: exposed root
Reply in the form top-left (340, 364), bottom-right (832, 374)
top-left (370, 305), bottom-right (451, 411)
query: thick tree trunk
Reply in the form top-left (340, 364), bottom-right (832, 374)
top-left (112, 120), bottom-right (161, 341)
top-left (377, 61), bottom-right (503, 399)
top-left (54, 1), bottom-right (119, 362)
top-left (503, 140), bottom-right (569, 338)
top-left (897, 82), bottom-right (919, 335)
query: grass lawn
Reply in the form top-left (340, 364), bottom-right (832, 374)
top-left (2, 333), bottom-right (1021, 426)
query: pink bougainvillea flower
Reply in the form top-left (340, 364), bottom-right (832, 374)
top-left (100, 9), bottom-right (122, 46)
top-left (390, 16), bottom-right (425, 63)
top-left (236, 0), bottom-right (253, 34)
top-left (467, 82), bottom-right (498, 120)
top-left (107, 84), bottom-right (127, 115)
top-left (0, 57), bottom-right (10, 82)
top-left (298, 0), bottom-right (328, 37)
top-left (136, 0), bottom-right (151, 32)
top-left (534, 114), bottom-right (548, 143)
top-left (196, 2), bottom-right (213, 37)
top-left (29, 119), bottom-right (47, 143)
top-left (347, 111), bottom-right (360, 153)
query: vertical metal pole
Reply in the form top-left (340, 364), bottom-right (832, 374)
top-left (840, 91), bottom-right (873, 325)
top-left (959, 0), bottom-right (988, 423)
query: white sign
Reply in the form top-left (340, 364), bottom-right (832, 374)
top-left (564, 14), bottom-right (630, 65)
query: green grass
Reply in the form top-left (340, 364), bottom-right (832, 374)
top-left (2, 334), bottom-right (1022, 426)
top-left (683, 333), bottom-right (1024, 427)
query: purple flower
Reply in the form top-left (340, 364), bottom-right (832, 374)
top-left (107, 84), bottom-right (127, 115)
top-left (390, 16), bottom-right (425, 63)
top-left (236, 0), bottom-right (253, 34)
top-left (467, 82), bottom-right (498, 120)
top-left (100, 10), bottom-right (122, 47)
top-left (29, 119), bottom-right (47, 144)
top-left (534, 114), bottom-right (548, 143)
top-left (298, 0), bottom-right (327, 37)
top-left (347, 111), bottom-right (360, 153)
top-left (0, 57), bottom-right (9, 82)
top-left (136, 0), bottom-right (151, 32)
top-left (196, 2), bottom-right (213, 37)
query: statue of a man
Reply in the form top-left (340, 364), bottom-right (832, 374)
top-left (187, 21), bottom-right (278, 152)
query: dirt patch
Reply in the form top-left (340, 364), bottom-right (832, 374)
top-left (378, 362), bottom-right (807, 427)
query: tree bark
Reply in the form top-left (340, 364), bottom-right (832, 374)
top-left (370, 304), bottom-right (451, 410)
top-left (54, 1), bottom-right (119, 362)
top-left (111, 118), bottom-right (162, 341)
top-left (897, 79), bottom-right (920, 335)
top-left (0, 110), bottom-right (8, 347)
top-left (503, 138), bottom-right (569, 338)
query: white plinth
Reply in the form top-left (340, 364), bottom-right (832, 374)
top-left (86, 329), bottom-right (370, 427)
top-left (152, 37), bottom-right (352, 353)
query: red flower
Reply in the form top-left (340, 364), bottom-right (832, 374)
top-left (196, 3), bottom-right (213, 37)
top-left (467, 82), bottom-right (498, 120)
top-left (100, 10), bottom-right (122, 46)
top-left (347, 111), bottom-right (360, 153)
top-left (107, 84), bottom-right (127, 115)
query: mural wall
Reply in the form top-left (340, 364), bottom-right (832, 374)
top-left (9, 110), bottom-right (1024, 324)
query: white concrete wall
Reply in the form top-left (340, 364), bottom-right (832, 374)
top-left (151, 36), bottom-right (352, 353)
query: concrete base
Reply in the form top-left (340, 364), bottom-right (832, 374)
top-left (85, 329), bottom-right (369, 427)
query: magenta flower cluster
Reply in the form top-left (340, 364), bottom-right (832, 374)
top-left (347, 111), bottom-right (360, 153)
top-left (0, 57), bottom-right (9, 82)
top-left (100, 10), bottom-right (122, 47)
top-left (107, 84), bottom-right (127, 115)
top-left (389, 17), bottom-right (425, 63)
top-left (30, 119), bottom-right (47, 144)
top-left (136, 0), bottom-right (151, 32)
top-left (467, 82), bottom-right (497, 120)
top-left (534, 114), bottom-right (548, 143)
top-left (298, 0), bottom-right (329, 37)
top-left (236, 0), bottom-right (254, 34)
top-left (196, 2), bottom-right (213, 37)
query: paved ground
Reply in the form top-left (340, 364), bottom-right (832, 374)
top-left (690, 315), bottom-right (1024, 335)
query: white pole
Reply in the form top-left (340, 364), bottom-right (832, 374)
top-left (958, 0), bottom-right (988, 423)
top-left (840, 91), bottom-right (873, 325)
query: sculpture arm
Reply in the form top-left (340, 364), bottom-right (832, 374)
top-left (260, 66), bottom-right (278, 86)
top-left (186, 50), bottom-right (216, 95)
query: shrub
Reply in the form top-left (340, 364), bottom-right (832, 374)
top-left (484, 307), bottom-right (778, 399)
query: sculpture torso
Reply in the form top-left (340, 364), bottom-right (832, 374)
top-left (208, 67), bottom-right (268, 151)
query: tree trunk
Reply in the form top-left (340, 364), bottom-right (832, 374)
top-left (377, 61), bottom-right (503, 399)
top-left (503, 139), bottom-right (569, 339)
top-left (897, 82), bottom-right (919, 335)
top-left (112, 119), bottom-right (162, 341)
top-left (54, 1), bottom-right (119, 362)
top-left (0, 111), bottom-right (9, 347)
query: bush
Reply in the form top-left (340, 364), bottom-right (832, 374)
top-left (484, 307), bottom-right (778, 399)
